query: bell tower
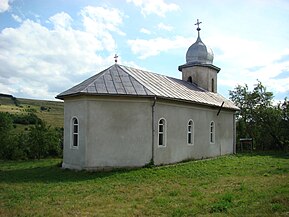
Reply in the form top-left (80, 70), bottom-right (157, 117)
top-left (178, 19), bottom-right (220, 93)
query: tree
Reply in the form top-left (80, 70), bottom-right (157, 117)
top-left (0, 112), bottom-right (13, 159)
top-left (229, 81), bottom-right (289, 151)
top-left (27, 120), bottom-right (61, 159)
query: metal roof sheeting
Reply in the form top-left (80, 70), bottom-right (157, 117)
top-left (56, 64), bottom-right (238, 110)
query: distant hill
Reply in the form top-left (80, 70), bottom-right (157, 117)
top-left (0, 94), bottom-right (63, 128)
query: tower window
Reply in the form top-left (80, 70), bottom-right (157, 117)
top-left (211, 78), bottom-right (214, 92)
top-left (188, 76), bottom-right (193, 83)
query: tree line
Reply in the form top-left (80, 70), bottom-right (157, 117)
top-left (0, 112), bottom-right (62, 160)
top-left (229, 81), bottom-right (289, 151)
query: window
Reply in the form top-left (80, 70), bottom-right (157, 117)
top-left (187, 120), bottom-right (194, 145)
top-left (210, 121), bottom-right (215, 144)
top-left (188, 76), bottom-right (193, 83)
top-left (71, 117), bottom-right (79, 148)
top-left (158, 118), bottom-right (166, 146)
top-left (211, 78), bottom-right (214, 92)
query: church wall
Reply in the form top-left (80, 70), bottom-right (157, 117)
top-left (153, 100), bottom-right (234, 165)
top-left (83, 96), bottom-right (152, 169)
top-left (62, 96), bottom-right (235, 170)
top-left (62, 97), bottom-right (88, 170)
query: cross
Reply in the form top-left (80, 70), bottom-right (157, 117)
top-left (195, 19), bottom-right (202, 32)
top-left (114, 54), bottom-right (118, 63)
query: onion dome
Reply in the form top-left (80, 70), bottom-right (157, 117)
top-left (186, 19), bottom-right (214, 64)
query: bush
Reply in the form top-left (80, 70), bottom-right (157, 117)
top-left (0, 112), bottom-right (62, 160)
top-left (10, 112), bottom-right (41, 125)
top-left (27, 122), bottom-right (62, 159)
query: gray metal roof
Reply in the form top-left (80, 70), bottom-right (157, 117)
top-left (56, 64), bottom-right (238, 110)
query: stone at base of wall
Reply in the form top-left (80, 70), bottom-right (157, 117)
top-left (62, 162), bottom-right (142, 171)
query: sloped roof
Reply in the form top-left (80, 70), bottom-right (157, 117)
top-left (56, 64), bottom-right (238, 110)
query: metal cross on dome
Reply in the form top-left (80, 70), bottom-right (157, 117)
top-left (114, 54), bottom-right (118, 63)
top-left (195, 19), bottom-right (202, 32)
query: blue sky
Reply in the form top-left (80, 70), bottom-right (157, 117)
top-left (0, 0), bottom-right (289, 101)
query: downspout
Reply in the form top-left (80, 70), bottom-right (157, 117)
top-left (151, 96), bottom-right (157, 165)
top-left (217, 101), bottom-right (224, 116)
top-left (233, 113), bottom-right (236, 154)
top-left (217, 101), bottom-right (224, 156)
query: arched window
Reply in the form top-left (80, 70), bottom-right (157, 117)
top-left (187, 120), bottom-right (194, 145)
top-left (211, 78), bottom-right (214, 92)
top-left (158, 118), bottom-right (166, 146)
top-left (188, 76), bottom-right (193, 83)
top-left (210, 121), bottom-right (215, 144)
top-left (71, 117), bottom-right (79, 148)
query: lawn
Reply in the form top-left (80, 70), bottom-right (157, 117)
top-left (0, 152), bottom-right (288, 216)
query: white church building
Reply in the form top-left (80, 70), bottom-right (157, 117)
top-left (56, 21), bottom-right (239, 170)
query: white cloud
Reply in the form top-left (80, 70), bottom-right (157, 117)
top-left (207, 34), bottom-right (289, 99)
top-left (157, 22), bottom-right (173, 31)
top-left (12, 14), bottom-right (22, 23)
top-left (140, 28), bottom-right (151, 34)
top-left (127, 36), bottom-right (190, 59)
top-left (127, 0), bottom-right (179, 17)
top-left (49, 12), bottom-right (73, 29)
top-left (0, 0), bottom-right (10, 13)
top-left (80, 6), bottom-right (125, 52)
top-left (0, 7), bottom-right (125, 100)
top-left (80, 6), bottom-right (125, 36)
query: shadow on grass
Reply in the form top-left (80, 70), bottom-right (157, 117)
top-left (0, 164), bottom-right (135, 184)
top-left (236, 151), bottom-right (289, 159)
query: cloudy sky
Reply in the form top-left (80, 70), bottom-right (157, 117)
top-left (0, 0), bottom-right (289, 101)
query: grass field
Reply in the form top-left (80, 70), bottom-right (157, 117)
top-left (0, 152), bottom-right (288, 216)
top-left (0, 96), bottom-right (63, 128)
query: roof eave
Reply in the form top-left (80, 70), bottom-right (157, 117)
top-left (178, 63), bottom-right (221, 72)
top-left (156, 96), bottom-right (239, 111)
top-left (58, 92), bottom-right (238, 111)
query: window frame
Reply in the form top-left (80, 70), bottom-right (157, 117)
top-left (210, 121), bottom-right (215, 144)
top-left (158, 118), bottom-right (167, 147)
top-left (71, 117), bottom-right (79, 149)
top-left (187, 119), bottom-right (194, 145)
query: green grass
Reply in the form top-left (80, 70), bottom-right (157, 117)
top-left (0, 96), bottom-right (63, 128)
top-left (0, 152), bottom-right (288, 216)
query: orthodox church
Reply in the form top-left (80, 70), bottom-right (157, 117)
top-left (56, 20), bottom-right (238, 170)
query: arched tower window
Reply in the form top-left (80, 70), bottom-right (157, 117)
top-left (188, 76), bottom-right (193, 83)
top-left (71, 117), bottom-right (79, 148)
top-left (211, 78), bottom-right (214, 92)
top-left (210, 121), bottom-right (215, 144)
top-left (158, 118), bottom-right (167, 147)
top-left (187, 120), bottom-right (194, 145)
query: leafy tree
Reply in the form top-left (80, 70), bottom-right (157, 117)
top-left (0, 111), bottom-right (62, 160)
top-left (229, 81), bottom-right (288, 151)
top-left (11, 112), bottom-right (41, 125)
top-left (0, 112), bottom-right (13, 159)
top-left (27, 120), bottom-right (61, 159)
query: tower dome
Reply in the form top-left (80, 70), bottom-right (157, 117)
top-left (178, 19), bottom-right (220, 93)
top-left (186, 20), bottom-right (214, 64)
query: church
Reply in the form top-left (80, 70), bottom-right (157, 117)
top-left (56, 20), bottom-right (239, 170)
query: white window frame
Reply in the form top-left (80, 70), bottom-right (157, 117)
top-left (210, 121), bottom-right (215, 144)
top-left (71, 117), bottom-right (79, 149)
top-left (158, 118), bottom-right (167, 147)
top-left (187, 119), bottom-right (194, 145)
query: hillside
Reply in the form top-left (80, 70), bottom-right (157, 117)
top-left (0, 94), bottom-right (63, 128)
